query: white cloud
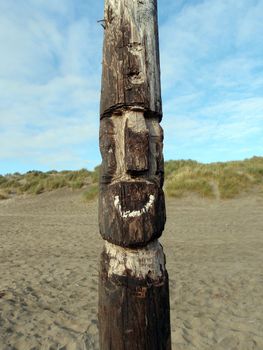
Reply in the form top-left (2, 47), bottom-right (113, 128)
top-left (0, 0), bottom-right (263, 173)
top-left (159, 0), bottom-right (263, 162)
top-left (0, 1), bottom-right (103, 172)
top-left (160, 0), bottom-right (263, 91)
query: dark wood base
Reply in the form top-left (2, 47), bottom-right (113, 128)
top-left (98, 250), bottom-right (171, 350)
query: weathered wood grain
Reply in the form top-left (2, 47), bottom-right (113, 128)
top-left (99, 118), bottom-right (117, 184)
top-left (99, 181), bottom-right (166, 247)
top-left (99, 242), bottom-right (171, 350)
top-left (125, 112), bottom-right (149, 174)
top-left (100, 0), bottom-right (162, 120)
top-left (99, 111), bottom-right (165, 185)
top-left (98, 0), bottom-right (171, 348)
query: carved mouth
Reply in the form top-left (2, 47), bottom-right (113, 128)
top-left (114, 194), bottom-right (155, 218)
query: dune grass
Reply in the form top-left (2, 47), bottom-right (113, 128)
top-left (83, 184), bottom-right (99, 201)
top-left (0, 190), bottom-right (9, 200)
top-left (164, 156), bottom-right (263, 199)
top-left (0, 169), bottom-right (97, 200)
top-left (1, 157), bottom-right (262, 201)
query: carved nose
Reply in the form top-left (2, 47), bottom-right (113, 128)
top-left (125, 111), bottom-right (149, 174)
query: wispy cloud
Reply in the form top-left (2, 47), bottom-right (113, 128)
top-left (0, 1), bottom-right (103, 173)
top-left (0, 0), bottom-right (262, 173)
top-left (160, 0), bottom-right (263, 162)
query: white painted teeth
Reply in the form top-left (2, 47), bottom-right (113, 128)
top-left (114, 194), bottom-right (155, 218)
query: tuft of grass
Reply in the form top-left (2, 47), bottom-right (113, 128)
top-left (1, 156), bottom-right (262, 200)
top-left (164, 156), bottom-right (263, 199)
top-left (83, 184), bottom-right (99, 201)
top-left (0, 167), bottom-right (98, 197)
top-left (70, 180), bottom-right (85, 190)
top-left (90, 165), bottom-right (100, 183)
top-left (165, 174), bottom-right (214, 198)
top-left (217, 171), bottom-right (251, 199)
top-left (0, 191), bottom-right (9, 200)
top-left (165, 159), bottom-right (199, 179)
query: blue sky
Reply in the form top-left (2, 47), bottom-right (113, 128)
top-left (0, 0), bottom-right (263, 174)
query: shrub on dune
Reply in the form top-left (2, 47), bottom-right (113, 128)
top-left (0, 157), bottom-right (262, 200)
top-left (83, 184), bottom-right (99, 201)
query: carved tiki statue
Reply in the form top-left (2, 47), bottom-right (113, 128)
top-left (99, 0), bottom-right (166, 247)
top-left (98, 1), bottom-right (171, 349)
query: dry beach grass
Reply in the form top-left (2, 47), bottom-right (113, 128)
top-left (0, 185), bottom-right (263, 349)
top-left (1, 157), bottom-right (263, 201)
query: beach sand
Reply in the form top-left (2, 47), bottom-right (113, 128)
top-left (0, 189), bottom-right (263, 349)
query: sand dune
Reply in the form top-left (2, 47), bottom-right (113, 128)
top-left (0, 190), bottom-right (263, 349)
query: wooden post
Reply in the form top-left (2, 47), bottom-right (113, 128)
top-left (98, 0), bottom-right (171, 349)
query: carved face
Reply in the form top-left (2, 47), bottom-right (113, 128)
top-left (99, 109), bottom-right (165, 247)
